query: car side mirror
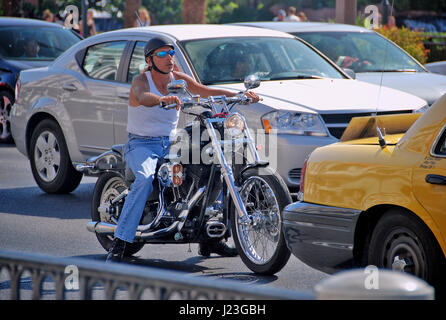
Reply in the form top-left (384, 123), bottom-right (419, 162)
top-left (343, 68), bottom-right (356, 79)
top-left (167, 79), bottom-right (187, 94)
top-left (244, 74), bottom-right (261, 90)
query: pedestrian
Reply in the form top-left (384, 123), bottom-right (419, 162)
top-left (284, 6), bottom-right (301, 22)
top-left (64, 11), bottom-right (81, 35)
top-left (297, 11), bottom-right (308, 22)
top-left (106, 37), bottom-right (260, 262)
top-left (79, 8), bottom-right (97, 37)
top-left (54, 13), bottom-right (64, 25)
top-left (42, 9), bottom-right (54, 23)
top-left (273, 9), bottom-right (286, 22)
top-left (134, 7), bottom-right (151, 27)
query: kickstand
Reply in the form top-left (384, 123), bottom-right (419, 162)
top-left (187, 243), bottom-right (192, 253)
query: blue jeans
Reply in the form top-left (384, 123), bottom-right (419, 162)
top-left (114, 134), bottom-right (170, 243)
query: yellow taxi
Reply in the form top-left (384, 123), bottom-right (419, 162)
top-left (282, 94), bottom-right (446, 292)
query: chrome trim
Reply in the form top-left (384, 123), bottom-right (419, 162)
top-left (87, 186), bottom-right (206, 240)
top-left (430, 124), bottom-right (446, 158)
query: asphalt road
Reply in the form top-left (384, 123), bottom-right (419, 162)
top-left (0, 143), bottom-right (328, 297)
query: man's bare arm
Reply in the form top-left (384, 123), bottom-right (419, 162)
top-left (129, 74), bottom-right (161, 107)
top-left (173, 71), bottom-right (259, 103)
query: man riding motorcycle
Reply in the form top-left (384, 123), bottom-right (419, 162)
top-left (107, 36), bottom-right (260, 262)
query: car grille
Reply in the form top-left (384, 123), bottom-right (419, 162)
top-left (288, 168), bottom-right (302, 182)
top-left (320, 110), bottom-right (412, 139)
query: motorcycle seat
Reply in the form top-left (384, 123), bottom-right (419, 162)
top-left (111, 144), bottom-right (125, 158)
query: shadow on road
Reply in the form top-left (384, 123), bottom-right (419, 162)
top-left (0, 142), bottom-right (16, 148)
top-left (72, 253), bottom-right (277, 285)
top-left (0, 183), bottom-right (95, 219)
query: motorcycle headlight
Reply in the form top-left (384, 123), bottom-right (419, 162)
top-left (224, 113), bottom-right (245, 137)
top-left (261, 111), bottom-right (328, 136)
top-left (413, 104), bottom-right (429, 113)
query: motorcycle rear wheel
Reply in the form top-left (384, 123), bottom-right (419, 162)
top-left (230, 167), bottom-right (292, 275)
top-left (91, 171), bottom-right (145, 257)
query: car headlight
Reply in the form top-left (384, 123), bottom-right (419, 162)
top-left (261, 111), bottom-right (328, 136)
top-left (413, 104), bottom-right (429, 113)
top-left (224, 113), bottom-right (245, 137)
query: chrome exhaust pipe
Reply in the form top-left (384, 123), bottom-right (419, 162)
top-left (206, 221), bottom-right (227, 238)
top-left (86, 220), bottom-right (180, 239)
top-left (87, 221), bottom-right (116, 235)
top-left (137, 186), bottom-right (205, 239)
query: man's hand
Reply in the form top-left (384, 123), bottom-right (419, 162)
top-left (244, 91), bottom-right (260, 104)
top-left (159, 95), bottom-right (182, 110)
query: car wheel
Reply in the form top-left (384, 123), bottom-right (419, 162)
top-left (29, 119), bottom-right (83, 194)
top-left (0, 90), bottom-right (14, 143)
top-left (368, 209), bottom-right (445, 291)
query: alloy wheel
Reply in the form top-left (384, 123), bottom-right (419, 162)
top-left (33, 130), bottom-right (61, 182)
top-left (0, 93), bottom-right (13, 142)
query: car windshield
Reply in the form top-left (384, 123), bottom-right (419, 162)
top-left (295, 31), bottom-right (425, 73)
top-left (0, 26), bottom-right (81, 61)
top-left (181, 37), bottom-right (345, 85)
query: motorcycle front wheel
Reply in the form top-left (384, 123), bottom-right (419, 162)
top-left (91, 171), bottom-right (145, 257)
top-left (230, 167), bottom-right (292, 275)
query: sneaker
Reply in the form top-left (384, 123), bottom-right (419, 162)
top-left (198, 240), bottom-right (238, 257)
top-left (106, 238), bottom-right (127, 263)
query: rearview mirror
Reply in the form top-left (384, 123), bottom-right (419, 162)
top-left (244, 74), bottom-right (261, 90)
top-left (343, 68), bottom-right (356, 79)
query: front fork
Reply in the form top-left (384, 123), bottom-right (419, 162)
top-left (204, 118), bottom-right (260, 221)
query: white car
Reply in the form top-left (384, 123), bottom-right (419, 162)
top-left (235, 21), bottom-right (446, 106)
top-left (11, 25), bottom-right (427, 193)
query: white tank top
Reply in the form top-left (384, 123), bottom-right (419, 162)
top-left (127, 71), bottom-right (180, 137)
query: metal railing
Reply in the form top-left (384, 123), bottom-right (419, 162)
top-left (422, 34), bottom-right (446, 62)
top-left (0, 250), bottom-right (435, 300)
top-left (0, 250), bottom-right (313, 300)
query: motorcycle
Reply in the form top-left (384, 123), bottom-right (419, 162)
top-left (77, 75), bottom-right (292, 274)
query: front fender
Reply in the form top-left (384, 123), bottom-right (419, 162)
top-left (240, 161), bottom-right (292, 203)
top-left (25, 97), bottom-right (83, 161)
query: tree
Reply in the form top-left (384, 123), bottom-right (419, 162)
top-left (2, 0), bottom-right (20, 16)
top-left (183, 0), bottom-right (206, 24)
top-left (124, 0), bottom-right (141, 28)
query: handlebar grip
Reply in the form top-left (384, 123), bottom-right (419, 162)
top-left (159, 102), bottom-right (178, 110)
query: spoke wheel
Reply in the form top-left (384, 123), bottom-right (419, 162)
top-left (91, 172), bottom-right (144, 257)
top-left (230, 167), bottom-right (291, 275)
top-left (237, 176), bottom-right (281, 265)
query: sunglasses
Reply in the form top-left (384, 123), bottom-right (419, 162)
top-left (152, 49), bottom-right (175, 58)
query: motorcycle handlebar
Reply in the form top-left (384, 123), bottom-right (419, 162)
top-left (158, 93), bottom-right (262, 111)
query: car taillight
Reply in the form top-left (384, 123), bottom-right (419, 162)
top-left (15, 75), bottom-right (21, 102)
top-left (298, 158), bottom-right (308, 201)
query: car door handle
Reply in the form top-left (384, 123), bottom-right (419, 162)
top-left (62, 84), bottom-right (77, 92)
top-left (117, 92), bottom-right (130, 99)
top-left (425, 174), bottom-right (446, 185)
